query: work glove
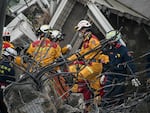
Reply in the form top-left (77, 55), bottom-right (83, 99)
top-left (78, 98), bottom-right (86, 110)
top-left (93, 95), bottom-right (101, 105)
top-left (55, 57), bottom-right (64, 63)
top-left (99, 54), bottom-right (109, 64)
top-left (100, 75), bottom-right (106, 85)
top-left (1, 85), bottom-right (6, 89)
top-left (66, 44), bottom-right (72, 50)
top-left (19, 74), bottom-right (25, 79)
top-left (131, 78), bottom-right (141, 87)
top-left (22, 55), bottom-right (32, 63)
top-left (57, 70), bottom-right (61, 73)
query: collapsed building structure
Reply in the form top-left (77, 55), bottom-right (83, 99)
top-left (0, 0), bottom-right (150, 113)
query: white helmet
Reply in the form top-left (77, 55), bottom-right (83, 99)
top-left (2, 47), bottom-right (17, 57)
top-left (106, 30), bottom-right (122, 42)
top-left (40, 25), bottom-right (50, 33)
top-left (50, 30), bottom-right (64, 41)
top-left (75, 20), bottom-right (91, 31)
top-left (3, 27), bottom-right (10, 37)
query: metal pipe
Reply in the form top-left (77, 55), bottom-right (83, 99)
top-left (49, 0), bottom-right (58, 16)
top-left (49, 0), bottom-right (68, 28)
top-left (87, 2), bottom-right (126, 46)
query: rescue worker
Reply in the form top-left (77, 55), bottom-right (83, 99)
top-left (16, 26), bottom-right (52, 67)
top-left (26, 25), bottom-right (55, 67)
top-left (49, 30), bottom-right (71, 99)
top-left (101, 30), bottom-right (141, 105)
top-left (15, 25), bottom-right (51, 69)
top-left (2, 27), bottom-right (14, 49)
top-left (26, 25), bottom-right (70, 99)
top-left (68, 20), bottom-right (109, 112)
top-left (26, 25), bottom-right (71, 67)
top-left (0, 47), bottom-right (17, 113)
top-left (36, 25), bottom-right (72, 55)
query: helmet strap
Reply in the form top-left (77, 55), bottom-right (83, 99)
top-left (83, 31), bottom-right (92, 40)
top-left (3, 36), bottom-right (10, 41)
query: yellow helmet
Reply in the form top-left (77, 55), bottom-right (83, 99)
top-left (106, 30), bottom-right (122, 42)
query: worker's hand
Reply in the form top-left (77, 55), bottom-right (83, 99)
top-left (55, 57), bottom-right (64, 63)
top-left (1, 85), bottom-right (6, 89)
top-left (99, 54), bottom-right (109, 64)
top-left (57, 70), bottom-right (61, 73)
top-left (22, 55), bottom-right (29, 63)
top-left (131, 78), bottom-right (141, 87)
top-left (66, 44), bottom-right (72, 50)
top-left (93, 95), bottom-right (101, 105)
top-left (78, 98), bottom-right (86, 110)
top-left (19, 74), bottom-right (25, 79)
top-left (100, 75), bottom-right (106, 85)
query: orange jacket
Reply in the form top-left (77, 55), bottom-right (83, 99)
top-left (26, 38), bottom-right (61, 67)
top-left (68, 33), bottom-right (109, 64)
top-left (61, 45), bottom-right (70, 55)
top-left (2, 41), bottom-right (14, 49)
